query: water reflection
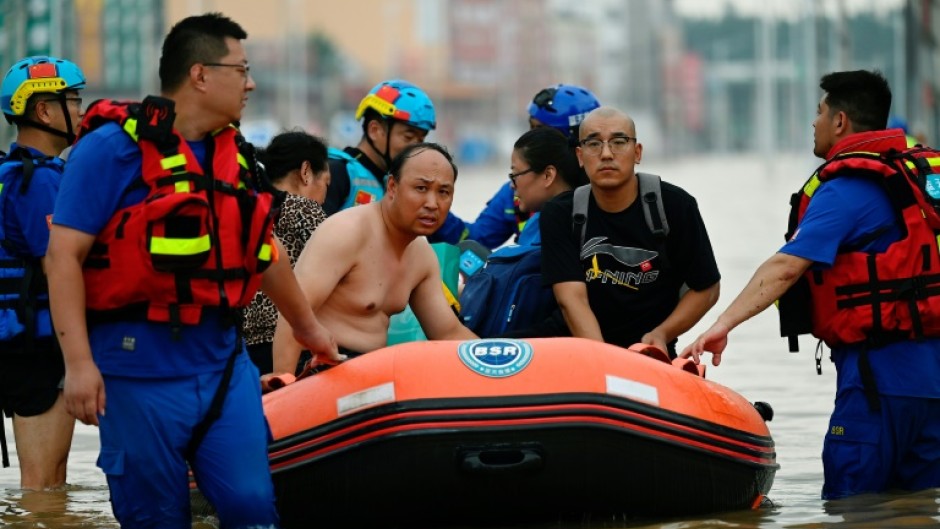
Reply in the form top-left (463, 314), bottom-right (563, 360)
top-left (0, 485), bottom-right (117, 528)
top-left (2, 156), bottom-right (939, 528)
top-left (816, 490), bottom-right (940, 528)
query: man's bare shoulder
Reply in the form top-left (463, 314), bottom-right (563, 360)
top-left (403, 237), bottom-right (439, 275)
top-left (295, 205), bottom-right (378, 267)
top-left (311, 204), bottom-right (379, 240)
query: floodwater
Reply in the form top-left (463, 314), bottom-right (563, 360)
top-left (2, 153), bottom-right (938, 528)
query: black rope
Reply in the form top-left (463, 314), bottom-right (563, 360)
top-left (0, 415), bottom-right (9, 467)
top-left (185, 334), bottom-right (242, 461)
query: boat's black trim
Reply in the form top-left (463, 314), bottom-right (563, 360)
top-left (269, 393), bottom-right (776, 472)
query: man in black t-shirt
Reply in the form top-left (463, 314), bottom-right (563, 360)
top-left (540, 106), bottom-right (720, 356)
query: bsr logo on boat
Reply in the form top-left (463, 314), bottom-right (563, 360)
top-left (457, 339), bottom-right (534, 378)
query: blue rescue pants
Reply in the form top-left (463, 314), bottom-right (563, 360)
top-left (823, 388), bottom-right (940, 499)
top-left (97, 354), bottom-right (278, 528)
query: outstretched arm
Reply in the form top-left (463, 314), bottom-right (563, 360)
top-left (429, 182), bottom-right (519, 249)
top-left (681, 252), bottom-right (811, 366)
top-left (261, 237), bottom-right (340, 362)
top-left (266, 217), bottom-right (358, 385)
top-left (467, 182), bottom-right (520, 249)
top-left (427, 211), bottom-right (470, 245)
top-left (642, 282), bottom-right (720, 351)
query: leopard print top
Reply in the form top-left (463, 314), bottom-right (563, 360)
top-left (243, 193), bottom-right (326, 345)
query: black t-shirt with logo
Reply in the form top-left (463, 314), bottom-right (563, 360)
top-left (540, 181), bottom-right (720, 351)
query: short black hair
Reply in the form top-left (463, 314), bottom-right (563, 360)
top-left (513, 127), bottom-right (585, 189)
top-left (159, 12), bottom-right (248, 92)
top-left (820, 70), bottom-right (892, 132)
top-left (388, 142), bottom-right (457, 183)
top-left (257, 129), bottom-right (328, 183)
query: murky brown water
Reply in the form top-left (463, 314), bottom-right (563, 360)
top-left (2, 154), bottom-right (938, 528)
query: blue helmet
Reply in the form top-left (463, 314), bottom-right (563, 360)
top-left (528, 84), bottom-right (600, 138)
top-left (355, 79), bottom-right (436, 131)
top-left (1, 56), bottom-right (86, 118)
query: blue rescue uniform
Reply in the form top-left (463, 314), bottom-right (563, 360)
top-left (781, 175), bottom-right (940, 499)
top-left (430, 181), bottom-right (524, 249)
top-left (0, 144), bottom-right (64, 419)
top-left (55, 122), bottom-right (278, 528)
top-left (321, 146), bottom-right (386, 216)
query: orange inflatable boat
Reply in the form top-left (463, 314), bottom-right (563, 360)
top-left (250, 337), bottom-right (777, 527)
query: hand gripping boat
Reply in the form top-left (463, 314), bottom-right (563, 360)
top-left (248, 338), bottom-right (778, 527)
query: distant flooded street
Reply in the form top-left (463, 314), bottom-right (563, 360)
top-left (2, 153), bottom-right (938, 528)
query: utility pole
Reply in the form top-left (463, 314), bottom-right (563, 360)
top-left (803, 0), bottom-right (818, 126)
top-left (756, 6), bottom-right (774, 155)
top-left (892, 2), bottom-right (906, 119)
top-left (836, 0), bottom-right (851, 70)
top-left (286, 0), bottom-right (307, 129)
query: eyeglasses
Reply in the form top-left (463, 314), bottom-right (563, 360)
top-left (508, 168), bottom-right (536, 185)
top-left (579, 136), bottom-right (636, 155)
top-left (203, 62), bottom-right (251, 77)
top-left (36, 96), bottom-right (82, 108)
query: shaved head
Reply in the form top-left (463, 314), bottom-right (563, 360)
top-left (580, 107), bottom-right (637, 140)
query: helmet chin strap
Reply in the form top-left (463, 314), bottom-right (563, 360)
top-left (364, 118), bottom-right (396, 170)
top-left (17, 98), bottom-right (77, 145)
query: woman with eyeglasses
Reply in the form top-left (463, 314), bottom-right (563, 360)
top-left (458, 127), bottom-right (583, 338)
top-left (242, 129), bottom-right (331, 374)
top-left (508, 127), bottom-right (586, 244)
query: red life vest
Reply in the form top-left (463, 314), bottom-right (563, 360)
top-left (76, 97), bottom-right (276, 326)
top-left (787, 137), bottom-right (940, 348)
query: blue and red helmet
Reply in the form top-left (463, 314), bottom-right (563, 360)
top-left (1, 56), bottom-right (86, 118)
top-left (528, 84), bottom-right (600, 138)
top-left (355, 79), bottom-right (436, 132)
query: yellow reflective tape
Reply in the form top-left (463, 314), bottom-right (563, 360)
top-left (174, 181), bottom-right (191, 193)
top-left (150, 234), bottom-right (211, 256)
top-left (237, 153), bottom-right (248, 170)
top-left (803, 174), bottom-right (822, 197)
top-left (257, 243), bottom-right (272, 262)
top-left (904, 157), bottom-right (940, 170)
top-left (160, 154), bottom-right (187, 171)
top-left (123, 118), bottom-right (140, 142)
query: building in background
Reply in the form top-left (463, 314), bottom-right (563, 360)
top-left (0, 0), bottom-right (163, 147)
top-left (1, 0), bottom-right (934, 162)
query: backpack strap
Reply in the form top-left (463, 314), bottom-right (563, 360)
top-left (572, 184), bottom-right (591, 247)
top-left (3, 147), bottom-right (56, 195)
top-left (571, 174), bottom-right (669, 247)
top-left (638, 172), bottom-right (669, 238)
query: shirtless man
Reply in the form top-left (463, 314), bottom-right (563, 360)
top-left (264, 142), bottom-right (477, 383)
